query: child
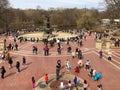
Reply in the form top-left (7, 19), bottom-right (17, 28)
top-left (32, 76), bottom-right (35, 90)
top-left (83, 80), bottom-right (88, 90)
top-left (45, 74), bottom-right (49, 84)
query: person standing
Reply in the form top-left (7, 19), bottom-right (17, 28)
top-left (8, 57), bottom-right (13, 68)
top-left (72, 51), bottom-right (75, 59)
top-left (32, 76), bottom-right (35, 90)
top-left (1, 66), bottom-right (6, 79)
top-left (65, 59), bottom-right (71, 71)
top-left (45, 74), bottom-right (49, 84)
top-left (57, 60), bottom-right (61, 68)
top-left (85, 60), bottom-right (90, 70)
top-left (15, 43), bottom-right (18, 51)
top-left (108, 51), bottom-right (112, 61)
top-left (97, 84), bottom-right (103, 90)
top-left (74, 66), bottom-right (80, 74)
top-left (16, 61), bottom-right (20, 73)
top-left (73, 76), bottom-right (77, 87)
top-left (68, 80), bottom-right (72, 89)
top-left (99, 50), bottom-right (103, 59)
top-left (22, 56), bottom-right (26, 66)
top-left (1, 52), bottom-right (5, 62)
top-left (57, 39), bottom-right (61, 49)
top-left (83, 80), bottom-right (88, 90)
top-left (56, 64), bottom-right (60, 80)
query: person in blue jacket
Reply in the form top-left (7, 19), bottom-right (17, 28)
top-left (73, 76), bottom-right (77, 87)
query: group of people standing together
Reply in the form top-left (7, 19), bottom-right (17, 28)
top-left (0, 53), bottom-right (26, 79)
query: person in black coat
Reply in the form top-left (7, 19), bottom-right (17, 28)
top-left (16, 61), bottom-right (20, 72)
top-left (8, 57), bottom-right (13, 68)
top-left (1, 66), bottom-right (6, 79)
top-left (22, 56), bottom-right (26, 66)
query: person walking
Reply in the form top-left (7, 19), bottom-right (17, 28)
top-left (45, 74), bottom-right (49, 84)
top-left (1, 66), bottom-right (6, 79)
top-left (8, 57), bottom-right (13, 68)
top-left (16, 61), bottom-right (20, 73)
top-left (22, 56), bottom-right (26, 66)
top-left (32, 76), bottom-right (35, 90)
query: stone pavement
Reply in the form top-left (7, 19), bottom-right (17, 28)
top-left (0, 34), bottom-right (120, 90)
top-left (35, 74), bottom-right (90, 90)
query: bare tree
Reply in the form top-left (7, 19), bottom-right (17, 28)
top-left (105, 0), bottom-right (120, 18)
top-left (0, 0), bottom-right (10, 32)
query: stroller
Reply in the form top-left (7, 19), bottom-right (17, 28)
top-left (93, 72), bottom-right (102, 81)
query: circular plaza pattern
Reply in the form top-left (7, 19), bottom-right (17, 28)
top-left (35, 74), bottom-right (90, 90)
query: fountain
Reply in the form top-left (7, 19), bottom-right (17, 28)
top-left (43, 16), bottom-right (53, 38)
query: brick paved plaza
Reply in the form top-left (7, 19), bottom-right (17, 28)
top-left (0, 33), bottom-right (120, 90)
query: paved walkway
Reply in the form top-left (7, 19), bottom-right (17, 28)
top-left (0, 34), bottom-right (120, 90)
top-left (35, 74), bottom-right (90, 90)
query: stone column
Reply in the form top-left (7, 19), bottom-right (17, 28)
top-left (96, 40), bottom-right (102, 50)
top-left (106, 40), bottom-right (111, 50)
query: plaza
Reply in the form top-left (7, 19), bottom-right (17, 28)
top-left (0, 0), bottom-right (120, 89)
top-left (0, 31), bottom-right (120, 90)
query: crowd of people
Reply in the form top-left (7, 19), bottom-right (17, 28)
top-left (0, 30), bottom-right (111, 90)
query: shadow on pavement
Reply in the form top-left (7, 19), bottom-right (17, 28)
top-left (48, 77), bottom-right (55, 84)
top-left (5, 72), bottom-right (16, 78)
top-left (21, 67), bottom-right (28, 72)
top-left (59, 72), bottom-right (65, 79)
top-left (35, 81), bottom-right (42, 87)
top-left (26, 62), bottom-right (32, 65)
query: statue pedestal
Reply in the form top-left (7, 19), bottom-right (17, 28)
top-left (96, 40), bottom-right (102, 50)
top-left (0, 41), bottom-right (4, 51)
top-left (96, 39), bottom-right (111, 50)
top-left (106, 41), bottom-right (111, 49)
